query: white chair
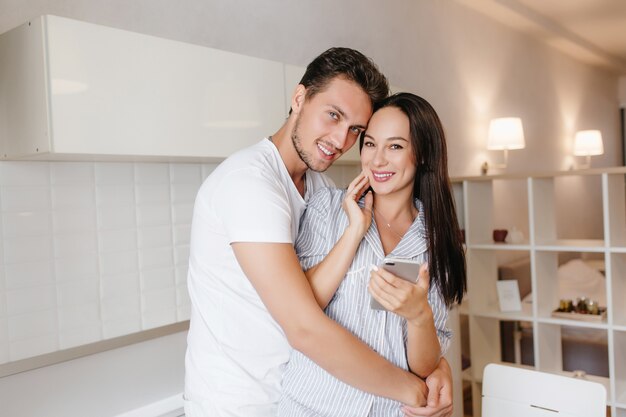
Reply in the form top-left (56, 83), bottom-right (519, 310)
top-left (482, 363), bottom-right (607, 417)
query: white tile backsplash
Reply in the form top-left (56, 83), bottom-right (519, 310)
top-left (0, 318), bottom-right (8, 363)
top-left (10, 334), bottom-right (57, 361)
top-left (96, 184), bottom-right (136, 206)
top-left (51, 185), bottom-right (95, 209)
top-left (3, 236), bottom-right (53, 264)
top-left (55, 257), bottom-right (99, 283)
top-left (136, 205), bottom-right (171, 227)
top-left (201, 163), bottom-right (218, 180)
top-left (98, 229), bottom-right (137, 253)
top-left (136, 184), bottom-right (171, 205)
top-left (1, 186), bottom-right (51, 212)
top-left (139, 247), bottom-right (173, 270)
top-left (53, 210), bottom-right (97, 234)
top-left (101, 274), bottom-right (139, 300)
top-left (8, 310), bottom-right (58, 341)
top-left (175, 266), bottom-right (188, 285)
top-left (95, 162), bottom-right (134, 184)
top-left (97, 206), bottom-right (136, 230)
top-left (50, 162), bottom-right (94, 185)
top-left (142, 308), bottom-right (176, 330)
top-left (59, 325), bottom-right (101, 349)
top-left (57, 279), bottom-right (100, 307)
top-left (140, 268), bottom-right (175, 292)
top-left (172, 203), bottom-right (194, 224)
top-left (174, 246), bottom-right (190, 267)
top-left (169, 164), bottom-right (201, 184)
top-left (170, 184), bottom-right (200, 204)
top-left (0, 162), bottom-right (50, 187)
top-left (4, 261), bottom-right (55, 290)
top-left (177, 305), bottom-right (191, 322)
top-left (99, 251), bottom-right (139, 276)
top-left (173, 224), bottom-right (191, 246)
top-left (6, 285), bottom-right (57, 316)
top-left (142, 288), bottom-right (176, 312)
top-left (101, 294), bottom-right (140, 322)
top-left (0, 291), bottom-right (6, 318)
top-left (54, 234), bottom-right (98, 259)
top-left (102, 317), bottom-right (141, 339)
top-left (135, 163), bottom-right (170, 184)
top-left (2, 211), bottom-right (52, 237)
top-left (137, 226), bottom-right (172, 249)
top-left (58, 303), bottom-right (100, 330)
top-left (0, 159), bottom-right (356, 365)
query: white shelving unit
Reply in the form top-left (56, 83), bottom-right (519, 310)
top-left (452, 167), bottom-right (626, 417)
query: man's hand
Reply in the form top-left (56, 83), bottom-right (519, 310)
top-left (401, 358), bottom-right (453, 417)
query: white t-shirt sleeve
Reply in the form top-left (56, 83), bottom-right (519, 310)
top-left (214, 167), bottom-right (294, 244)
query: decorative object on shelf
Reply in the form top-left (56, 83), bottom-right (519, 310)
top-left (574, 130), bottom-right (603, 169)
top-left (552, 296), bottom-right (607, 322)
top-left (496, 280), bottom-right (522, 312)
top-left (505, 226), bottom-right (524, 244)
top-left (492, 229), bottom-right (508, 242)
top-left (480, 117), bottom-right (525, 175)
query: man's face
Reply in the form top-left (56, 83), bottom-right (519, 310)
top-left (291, 77), bottom-right (372, 172)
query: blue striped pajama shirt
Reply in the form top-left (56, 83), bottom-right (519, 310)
top-left (278, 187), bottom-right (452, 417)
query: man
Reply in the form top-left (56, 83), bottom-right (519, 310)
top-left (184, 47), bottom-right (453, 417)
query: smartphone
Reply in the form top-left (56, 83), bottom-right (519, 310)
top-left (370, 258), bottom-right (422, 311)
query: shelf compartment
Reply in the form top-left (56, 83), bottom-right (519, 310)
top-left (614, 330), bottom-right (626, 406)
top-left (466, 249), bottom-right (532, 315)
top-left (535, 322), bottom-right (610, 401)
top-left (464, 179), bottom-right (529, 246)
top-left (610, 253), bottom-right (626, 327)
top-left (606, 173), bottom-right (626, 247)
top-left (533, 251), bottom-right (608, 320)
top-left (530, 175), bottom-right (605, 244)
top-left (468, 316), bottom-right (502, 382)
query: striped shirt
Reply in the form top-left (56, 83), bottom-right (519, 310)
top-left (278, 187), bottom-right (451, 417)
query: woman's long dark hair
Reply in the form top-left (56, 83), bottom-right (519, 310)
top-left (362, 93), bottom-right (466, 306)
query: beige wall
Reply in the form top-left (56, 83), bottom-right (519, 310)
top-left (0, 0), bottom-right (621, 176)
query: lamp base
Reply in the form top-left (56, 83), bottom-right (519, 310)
top-left (481, 161), bottom-right (507, 175)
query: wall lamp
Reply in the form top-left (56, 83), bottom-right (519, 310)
top-left (481, 117), bottom-right (525, 175)
top-left (574, 130), bottom-right (603, 169)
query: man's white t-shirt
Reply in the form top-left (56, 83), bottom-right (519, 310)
top-left (184, 138), bottom-right (334, 416)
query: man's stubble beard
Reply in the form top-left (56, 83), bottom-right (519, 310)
top-left (291, 113), bottom-right (329, 173)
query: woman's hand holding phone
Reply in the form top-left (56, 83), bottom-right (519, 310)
top-left (368, 262), bottom-right (433, 326)
top-left (342, 172), bottom-right (373, 239)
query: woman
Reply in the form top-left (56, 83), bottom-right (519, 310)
top-left (278, 93), bottom-right (466, 417)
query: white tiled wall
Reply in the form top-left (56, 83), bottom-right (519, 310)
top-left (0, 160), bottom-right (357, 364)
top-left (0, 161), bottom-right (212, 363)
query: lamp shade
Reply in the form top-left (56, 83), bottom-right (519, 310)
top-left (487, 117), bottom-right (525, 150)
top-left (574, 130), bottom-right (604, 156)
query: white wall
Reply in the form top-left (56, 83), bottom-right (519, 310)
top-left (620, 76), bottom-right (626, 106)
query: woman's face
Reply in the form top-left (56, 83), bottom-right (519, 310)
top-left (360, 106), bottom-right (417, 198)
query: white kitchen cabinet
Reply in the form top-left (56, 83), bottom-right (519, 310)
top-left (0, 15), bottom-right (287, 160)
